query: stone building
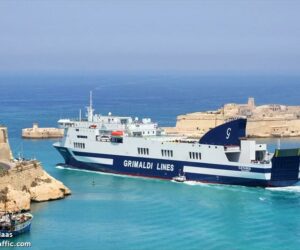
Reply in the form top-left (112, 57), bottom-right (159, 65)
top-left (164, 98), bottom-right (300, 138)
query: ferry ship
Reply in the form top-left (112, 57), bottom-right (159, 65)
top-left (53, 93), bottom-right (300, 187)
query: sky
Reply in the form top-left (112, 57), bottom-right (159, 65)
top-left (0, 0), bottom-right (299, 74)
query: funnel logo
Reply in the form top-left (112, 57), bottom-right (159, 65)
top-left (226, 128), bottom-right (231, 139)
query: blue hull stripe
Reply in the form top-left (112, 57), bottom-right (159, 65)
top-left (72, 150), bottom-right (271, 174)
top-left (55, 146), bottom-right (300, 187)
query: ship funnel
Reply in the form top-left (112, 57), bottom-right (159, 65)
top-left (199, 118), bottom-right (247, 146)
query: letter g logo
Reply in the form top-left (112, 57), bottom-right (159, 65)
top-left (226, 128), bottom-right (231, 139)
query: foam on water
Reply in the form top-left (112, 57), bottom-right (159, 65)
top-left (266, 185), bottom-right (300, 193)
top-left (56, 165), bottom-right (163, 182)
top-left (183, 180), bottom-right (208, 185)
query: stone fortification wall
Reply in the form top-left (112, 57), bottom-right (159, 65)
top-left (164, 98), bottom-right (300, 138)
top-left (0, 126), bottom-right (13, 161)
top-left (22, 123), bottom-right (64, 139)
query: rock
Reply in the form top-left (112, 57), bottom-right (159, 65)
top-left (30, 172), bottom-right (71, 202)
top-left (0, 161), bottom-right (71, 212)
top-left (0, 125), bottom-right (71, 212)
top-left (0, 186), bottom-right (31, 212)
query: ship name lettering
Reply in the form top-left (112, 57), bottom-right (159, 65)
top-left (123, 160), bottom-right (153, 169)
top-left (156, 163), bottom-right (174, 172)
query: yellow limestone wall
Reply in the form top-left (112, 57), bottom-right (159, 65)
top-left (0, 126), bottom-right (13, 161)
top-left (164, 98), bottom-right (300, 138)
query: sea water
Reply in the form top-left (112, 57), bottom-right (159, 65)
top-left (0, 74), bottom-right (300, 250)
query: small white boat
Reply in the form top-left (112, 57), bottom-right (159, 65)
top-left (172, 175), bottom-right (187, 182)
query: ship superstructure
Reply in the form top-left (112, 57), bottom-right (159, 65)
top-left (54, 93), bottom-right (300, 187)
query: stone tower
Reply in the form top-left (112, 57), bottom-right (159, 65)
top-left (248, 97), bottom-right (255, 110)
top-left (0, 126), bottom-right (13, 162)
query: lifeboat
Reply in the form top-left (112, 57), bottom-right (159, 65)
top-left (89, 124), bottom-right (97, 129)
top-left (111, 131), bottom-right (123, 137)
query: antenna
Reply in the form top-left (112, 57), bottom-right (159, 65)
top-left (87, 91), bottom-right (94, 122)
top-left (90, 91), bottom-right (93, 110)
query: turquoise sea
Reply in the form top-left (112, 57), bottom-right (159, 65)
top-left (1, 74), bottom-right (300, 250)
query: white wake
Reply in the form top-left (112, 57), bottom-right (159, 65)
top-left (266, 185), bottom-right (300, 193)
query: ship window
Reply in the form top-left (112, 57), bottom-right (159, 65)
top-left (133, 132), bottom-right (142, 137)
top-left (77, 135), bottom-right (88, 139)
top-left (121, 119), bottom-right (127, 124)
top-left (74, 142), bottom-right (85, 149)
top-left (161, 150), bottom-right (173, 158)
top-left (111, 137), bottom-right (123, 143)
top-left (189, 152), bottom-right (201, 160)
top-left (138, 147), bottom-right (149, 155)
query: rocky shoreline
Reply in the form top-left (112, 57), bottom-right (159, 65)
top-left (0, 125), bottom-right (71, 212)
top-left (0, 160), bottom-right (71, 212)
